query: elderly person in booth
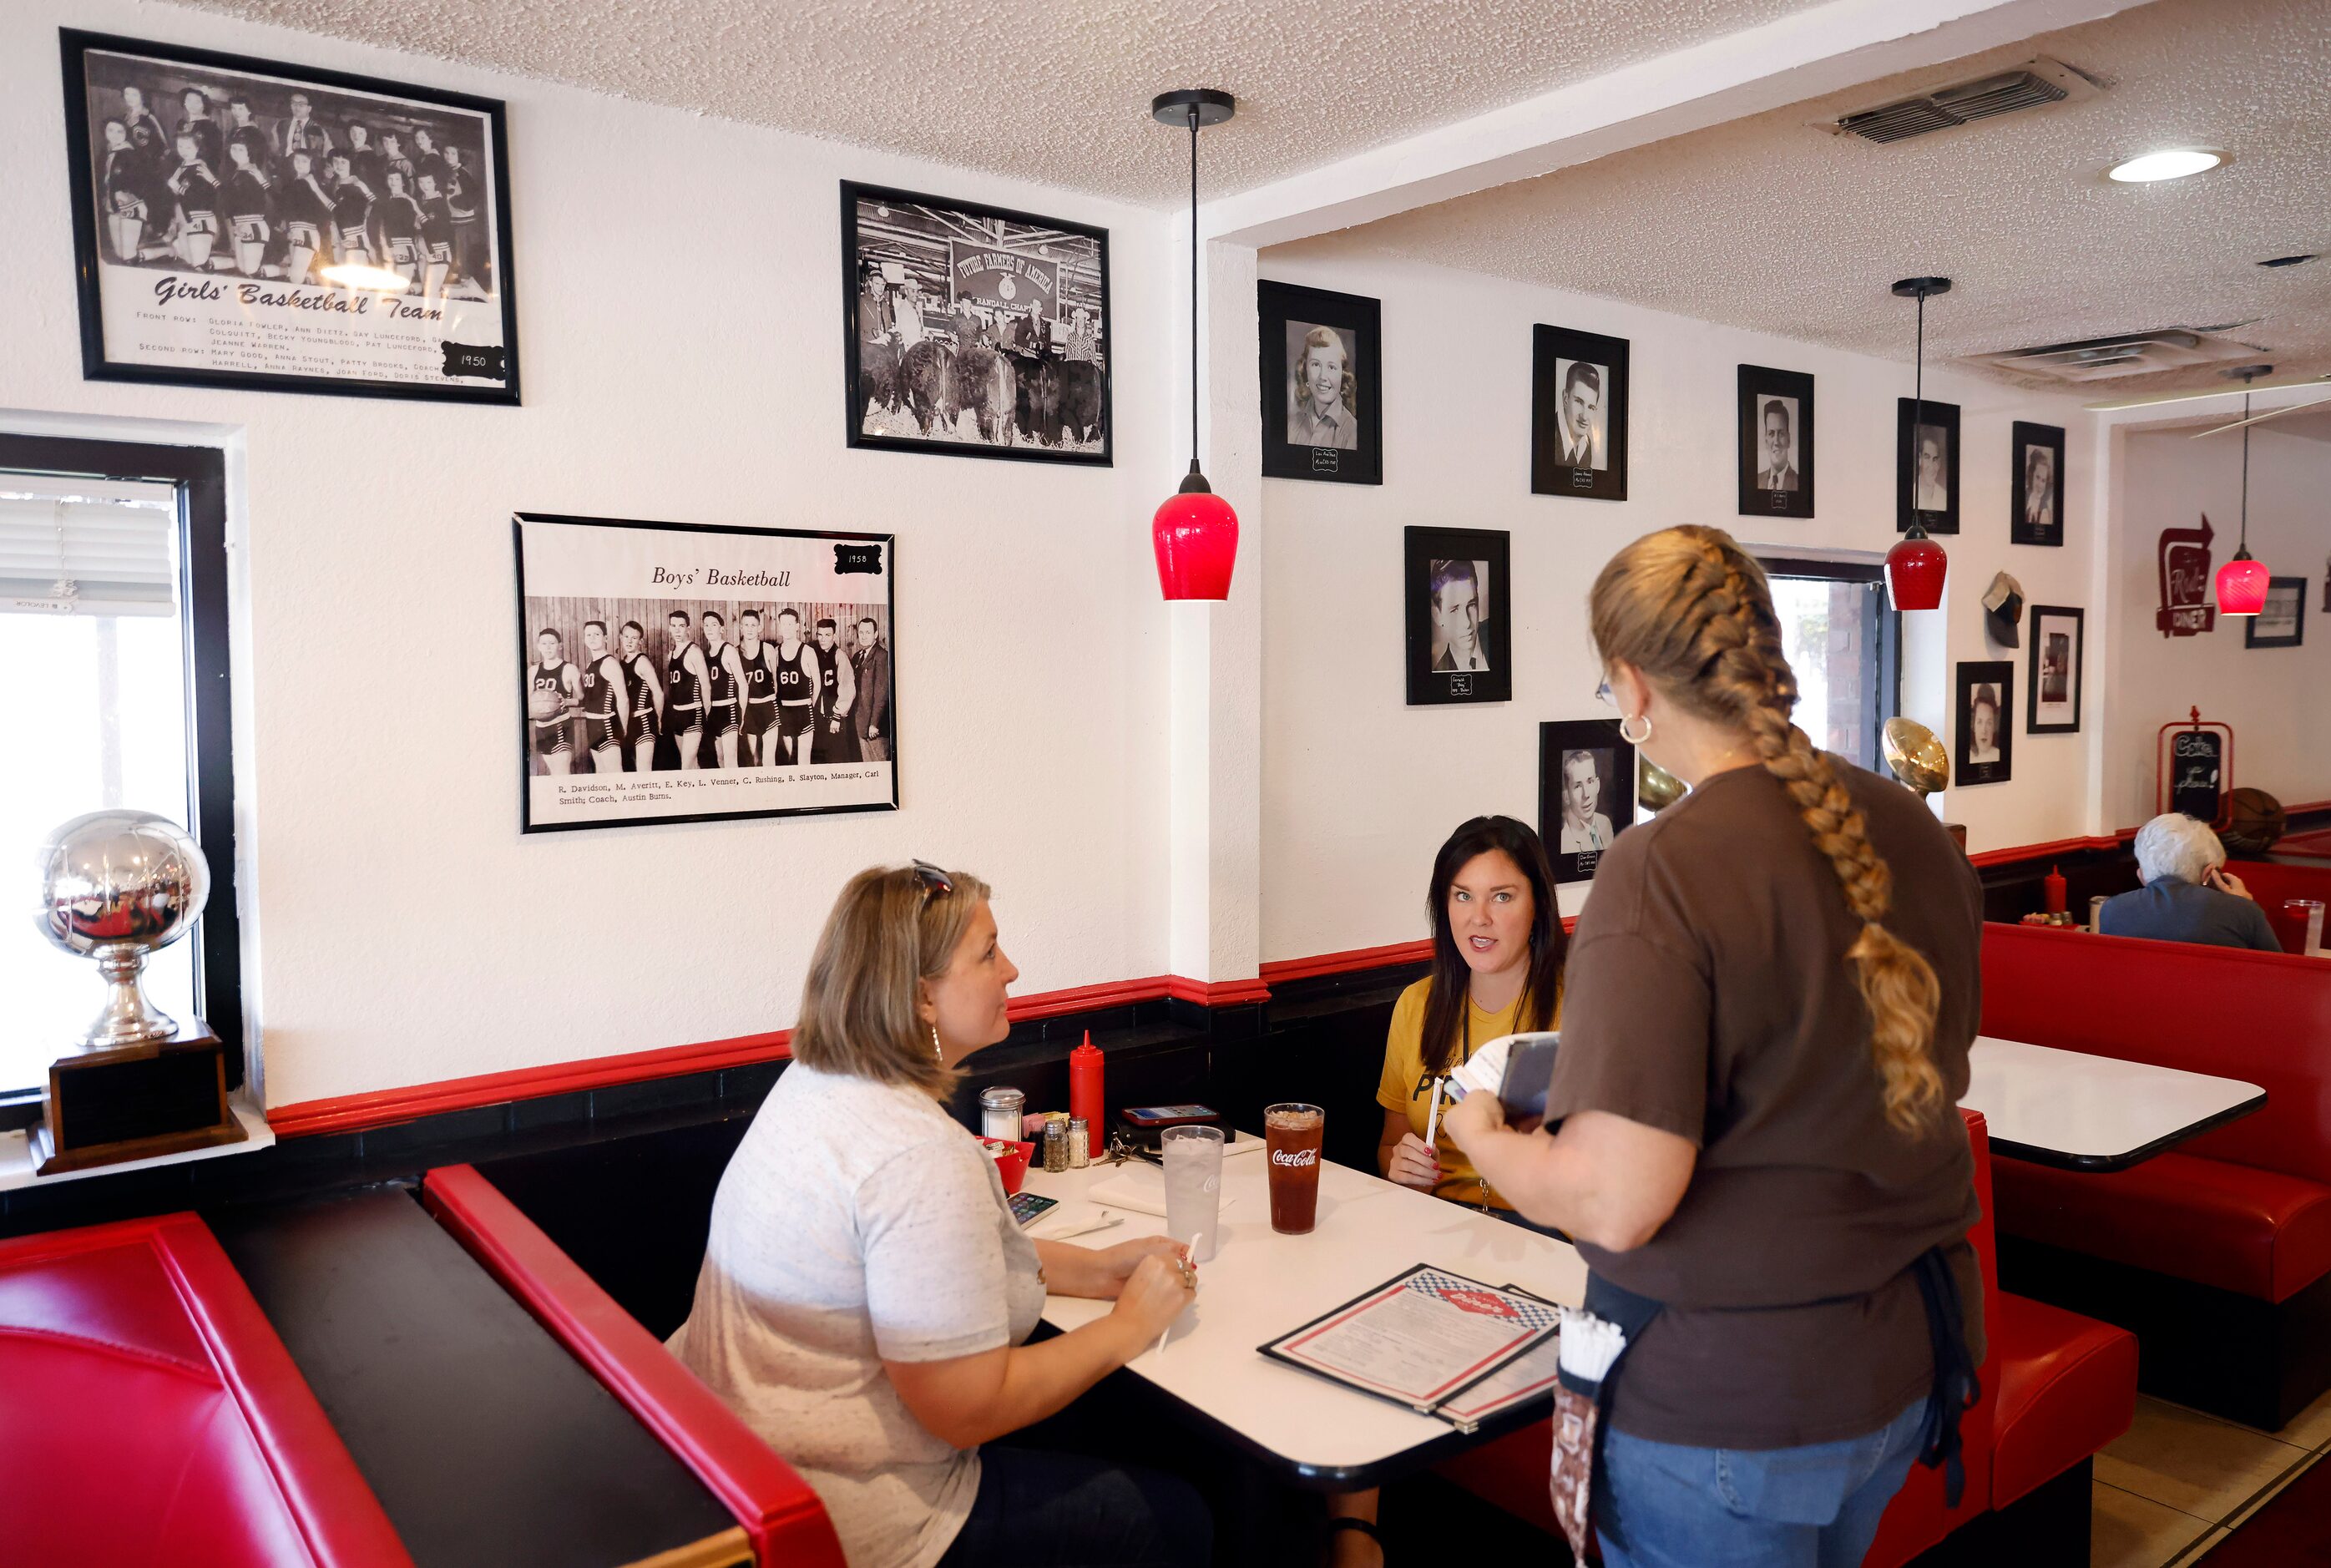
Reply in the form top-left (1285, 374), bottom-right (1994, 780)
top-left (2096, 813), bottom-right (2283, 953)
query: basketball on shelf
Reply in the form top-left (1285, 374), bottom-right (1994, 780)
top-left (528, 688), bottom-right (565, 721)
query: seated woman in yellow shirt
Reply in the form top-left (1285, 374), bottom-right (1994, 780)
top-left (1377, 815), bottom-right (1566, 1211)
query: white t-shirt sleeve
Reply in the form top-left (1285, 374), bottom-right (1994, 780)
top-left (860, 1135), bottom-right (1014, 1363)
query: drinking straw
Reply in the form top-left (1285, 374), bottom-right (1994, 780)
top-left (1424, 1077), bottom-right (1446, 1150)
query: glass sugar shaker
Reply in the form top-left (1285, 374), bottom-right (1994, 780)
top-left (979, 1085), bottom-right (1025, 1142)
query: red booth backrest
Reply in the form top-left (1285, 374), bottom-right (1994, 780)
top-left (1980, 922), bottom-right (2331, 1185)
top-left (0, 1214), bottom-right (412, 1568)
top-left (2237, 861), bottom-right (2331, 929)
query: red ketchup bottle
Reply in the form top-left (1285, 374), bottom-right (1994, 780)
top-left (2043, 865), bottom-right (2067, 916)
top-left (1069, 1031), bottom-right (1104, 1136)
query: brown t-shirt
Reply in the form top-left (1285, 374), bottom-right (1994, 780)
top-left (1545, 757), bottom-right (1985, 1449)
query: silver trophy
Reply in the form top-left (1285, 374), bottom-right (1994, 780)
top-left (36, 810), bottom-right (210, 1049)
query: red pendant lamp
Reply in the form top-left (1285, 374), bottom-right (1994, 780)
top-left (2214, 387), bottom-right (2271, 615)
top-left (1150, 89), bottom-right (1238, 601)
top-left (1886, 277), bottom-right (1950, 612)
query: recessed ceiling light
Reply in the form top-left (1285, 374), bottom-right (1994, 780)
top-left (2106, 148), bottom-right (2225, 183)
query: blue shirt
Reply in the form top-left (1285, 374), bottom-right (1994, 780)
top-left (2097, 876), bottom-right (2283, 953)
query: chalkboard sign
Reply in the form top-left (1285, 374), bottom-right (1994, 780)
top-left (2170, 730), bottom-right (2224, 822)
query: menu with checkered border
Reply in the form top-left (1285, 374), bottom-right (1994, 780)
top-left (1260, 1264), bottom-right (1559, 1419)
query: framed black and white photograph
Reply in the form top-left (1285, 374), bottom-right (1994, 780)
top-left (1899, 399), bottom-right (1961, 535)
top-left (842, 181), bottom-right (1109, 464)
top-left (513, 513), bottom-right (897, 833)
top-left (2011, 422), bottom-right (2066, 546)
top-left (2026, 605), bottom-right (2084, 734)
top-left (1539, 721), bottom-right (1635, 884)
top-left (60, 30), bottom-right (518, 403)
top-left (2248, 578), bottom-right (2307, 649)
top-left (1403, 527), bottom-right (1511, 706)
top-left (1532, 326), bottom-right (1629, 502)
top-left (1738, 366), bottom-right (1815, 518)
top-left (1955, 660), bottom-right (2013, 786)
top-left (1259, 280), bottom-right (1381, 484)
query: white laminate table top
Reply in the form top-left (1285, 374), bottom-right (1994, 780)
top-left (1959, 1036), bottom-right (2264, 1171)
top-left (1022, 1150), bottom-right (1585, 1484)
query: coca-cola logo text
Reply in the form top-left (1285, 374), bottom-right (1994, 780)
top-left (1270, 1149), bottom-right (1319, 1167)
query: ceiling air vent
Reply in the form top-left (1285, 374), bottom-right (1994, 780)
top-left (1964, 328), bottom-right (2268, 385)
top-left (1826, 58), bottom-right (2101, 144)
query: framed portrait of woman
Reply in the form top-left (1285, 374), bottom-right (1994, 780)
top-left (2010, 422), bottom-right (2066, 546)
top-left (1259, 280), bottom-right (1382, 484)
top-left (1898, 398), bottom-right (1961, 535)
top-left (1954, 660), bottom-right (2013, 784)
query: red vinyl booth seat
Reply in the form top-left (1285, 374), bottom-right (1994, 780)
top-left (0, 1212), bottom-right (412, 1568)
top-left (422, 1163), bottom-right (845, 1568)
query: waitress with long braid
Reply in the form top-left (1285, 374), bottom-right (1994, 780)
top-left (1446, 524), bottom-right (1984, 1568)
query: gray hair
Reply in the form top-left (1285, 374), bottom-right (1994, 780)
top-left (2133, 812), bottom-right (2227, 886)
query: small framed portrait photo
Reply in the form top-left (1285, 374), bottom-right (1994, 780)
top-left (2026, 605), bottom-right (2084, 734)
top-left (1955, 660), bottom-right (2014, 785)
top-left (1738, 366), bottom-right (1815, 518)
top-left (1532, 326), bottom-right (1629, 501)
top-left (1539, 721), bottom-right (1636, 884)
top-left (1404, 527), bottom-right (1511, 706)
top-left (1259, 281), bottom-right (1381, 484)
top-left (2247, 578), bottom-right (2307, 649)
top-left (1899, 399), bottom-right (1961, 535)
top-left (2011, 422), bottom-right (2066, 546)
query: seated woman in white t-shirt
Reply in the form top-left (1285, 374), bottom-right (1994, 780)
top-left (669, 862), bottom-right (1206, 1568)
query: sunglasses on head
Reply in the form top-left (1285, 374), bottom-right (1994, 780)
top-left (912, 860), bottom-right (954, 903)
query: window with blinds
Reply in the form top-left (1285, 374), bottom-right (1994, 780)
top-left (0, 475), bottom-right (180, 616)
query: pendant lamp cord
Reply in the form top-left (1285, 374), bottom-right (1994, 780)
top-left (1913, 290), bottom-right (1926, 508)
top-left (2239, 392), bottom-right (2251, 552)
top-left (1188, 107), bottom-right (1200, 473)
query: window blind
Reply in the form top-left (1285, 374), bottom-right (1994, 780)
top-left (0, 476), bottom-right (179, 617)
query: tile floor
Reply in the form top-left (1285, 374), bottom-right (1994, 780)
top-left (2090, 1388), bottom-right (2331, 1566)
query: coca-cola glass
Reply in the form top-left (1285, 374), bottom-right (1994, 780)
top-left (1264, 1102), bottom-right (1325, 1234)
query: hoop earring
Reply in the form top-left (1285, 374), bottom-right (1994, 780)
top-left (928, 1024), bottom-right (944, 1062)
top-left (1619, 713), bottom-right (1653, 746)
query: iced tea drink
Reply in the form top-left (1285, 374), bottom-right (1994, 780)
top-left (1264, 1102), bottom-right (1325, 1234)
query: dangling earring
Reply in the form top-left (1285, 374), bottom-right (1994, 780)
top-left (928, 1024), bottom-right (943, 1061)
top-left (1620, 712), bottom-right (1653, 745)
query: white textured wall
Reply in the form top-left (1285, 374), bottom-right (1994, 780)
top-left (1257, 245), bottom-right (2105, 964)
top-left (2105, 426), bottom-right (2331, 829)
top-left (0, 0), bottom-right (1179, 1108)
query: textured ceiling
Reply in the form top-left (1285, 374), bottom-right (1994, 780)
top-left (1292, 0), bottom-right (2331, 395)
top-left (177, 0), bottom-right (1827, 204)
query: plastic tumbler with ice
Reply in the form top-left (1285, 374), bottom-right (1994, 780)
top-left (1264, 1103), bottom-right (1325, 1234)
top-left (1161, 1125), bottom-right (1225, 1262)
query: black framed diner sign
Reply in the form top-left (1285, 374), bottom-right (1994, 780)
top-left (60, 30), bottom-right (521, 402)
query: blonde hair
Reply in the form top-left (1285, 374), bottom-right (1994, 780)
top-left (1589, 525), bottom-right (1945, 1133)
top-left (791, 863), bottom-right (993, 1101)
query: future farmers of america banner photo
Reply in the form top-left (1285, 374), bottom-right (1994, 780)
top-left (948, 243), bottom-right (1059, 318)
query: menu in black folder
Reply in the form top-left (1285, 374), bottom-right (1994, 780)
top-left (1260, 1264), bottom-right (1560, 1426)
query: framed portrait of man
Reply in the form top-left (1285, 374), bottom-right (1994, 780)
top-left (1258, 280), bottom-right (1382, 484)
top-left (60, 29), bottom-right (519, 402)
top-left (1737, 366), bottom-right (1815, 519)
top-left (1955, 660), bottom-right (2013, 785)
top-left (1898, 399), bottom-right (1961, 535)
top-left (1538, 720), bottom-right (1636, 884)
top-left (2010, 422), bottom-right (2066, 547)
top-left (2025, 605), bottom-right (2083, 734)
top-left (1403, 526), bottom-right (1511, 706)
top-left (1531, 325), bottom-right (1629, 501)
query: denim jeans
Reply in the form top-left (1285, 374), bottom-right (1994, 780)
top-left (1596, 1397), bottom-right (1928, 1568)
top-left (935, 1444), bottom-right (1211, 1568)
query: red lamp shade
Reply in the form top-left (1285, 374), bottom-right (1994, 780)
top-left (1153, 483), bottom-right (1239, 601)
top-left (2215, 550), bottom-right (2269, 616)
top-left (1885, 532), bottom-right (1947, 611)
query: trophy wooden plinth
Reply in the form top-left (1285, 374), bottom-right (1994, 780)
top-left (32, 1019), bottom-right (246, 1176)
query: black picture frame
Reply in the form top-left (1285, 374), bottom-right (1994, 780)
top-left (2025, 604), bottom-right (2084, 734)
top-left (1404, 527), bottom-right (1511, 706)
top-left (513, 513), bottom-right (899, 833)
top-left (841, 180), bottom-right (1110, 465)
top-left (2247, 577), bottom-right (2308, 648)
top-left (1955, 660), bottom-right (2014, 785)
top-left (1738, 366), bottom-right (1814, 518)
top-left (1538, 721), bottom-right (1636, 884)
top-left (1532, 325), bottom-right (1629, 501)
top-left (60, 29), bottom-right (520, 404)
top-left (1899, 398), bottom-right (1961, 535)
top-left (2010, 421), bottom-right (2066, 546)
top-left (1259, 280), bottom-right (1382, 484)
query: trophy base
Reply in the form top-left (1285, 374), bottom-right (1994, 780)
top-left (33, 1019), bottom-right (247, 1177)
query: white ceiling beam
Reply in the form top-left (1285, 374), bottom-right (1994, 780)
top-left (1203, 0), bottom-right (2154, 249)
